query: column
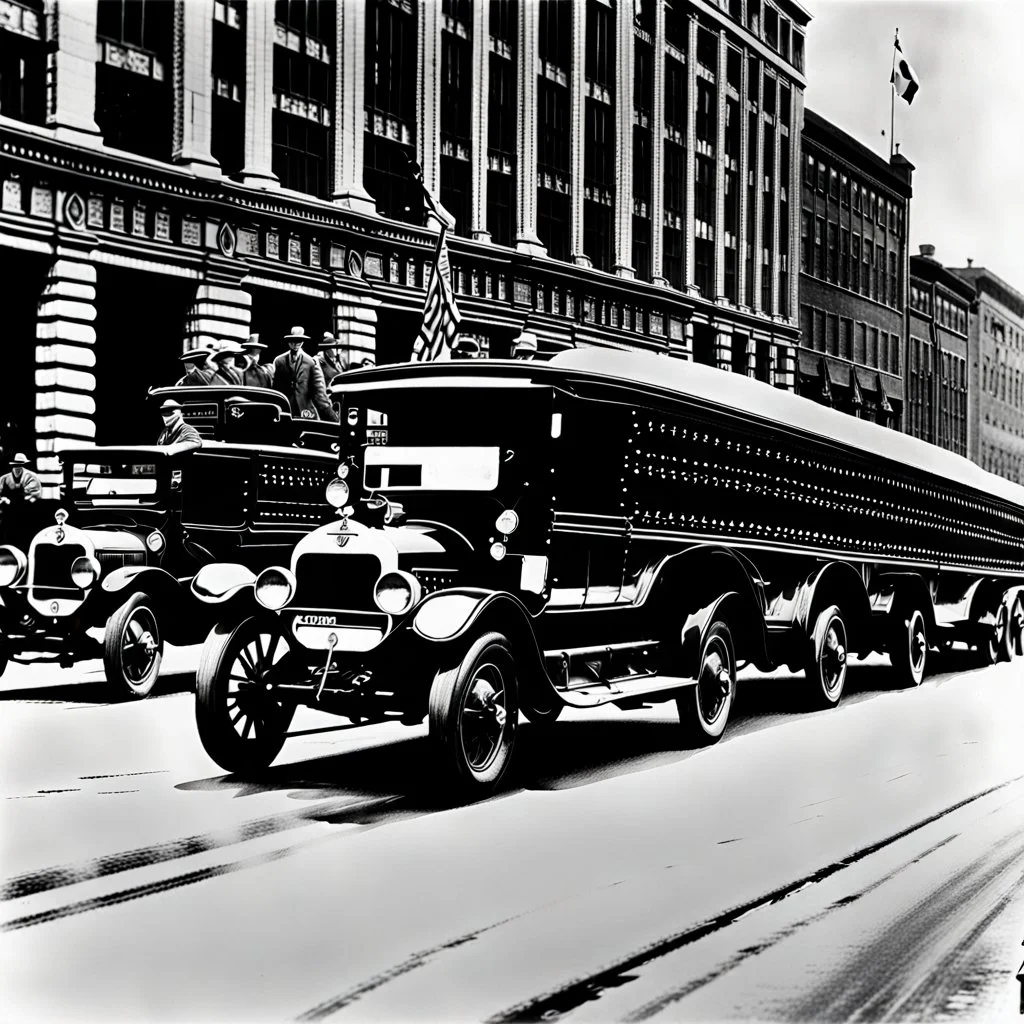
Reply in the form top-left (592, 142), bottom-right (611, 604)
top-left (769, 107), bottom-right (781, 315)
top-left (470, 0), bottom-right (491, 240)
top-left (569, 0), bottom-right (588, 266)
top-left (713, 29), bottom-right (727, 301)
top-left (418, 0), bottom-right (443, 218)
top-left (173, 0), bottom-right (220, 177)
top-left (777, 340), bottom-right (796, 391)
top-left (715, 329), bottom-right (732, 372)
top-left (184, 283), bottom-right (252, 351)
top-left (681, 320), bottom-right (695, 361)
top-left (737, 49), bottom-right (749, 308)
top-left (788, 87), bottom-right (802, 323)
top-left (516, 0), bottom-right (545, 254)
top-left (650, 0), bottom-right (667, 285)
top-left (239, 0), bottom-right (279, 187)
top-left (35, 251), bottom-right (98, 496)
top-left (47, 0), bottom-right (101, 143)
top-left (751, 66), bottom-right (765, 312)
top-left (683, 15), bottom-right (697, 293)
top-left (613, 0), bottom-right (634, 277)
top-left (333, 286), bottom-right (381, 368)
top-left (333, 0), bottom-right (376, 213)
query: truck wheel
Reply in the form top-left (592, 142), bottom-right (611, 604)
top-left (428, 631), bottom-right (518, 796)
top-left (103, 592), bottom-right (163, 699)
top-left (804, 605), bottom-right (848, 708)
top-left (888, 604), bottom-right (928, 687)
top-left (1010, 594), bottom-right (1024, 658)
top-left (195, 617), bottom-right (295, 774)
top-left (677, 620), bottom-right (735, 746)
top-left (979, 600), bottom-right (1010, 666)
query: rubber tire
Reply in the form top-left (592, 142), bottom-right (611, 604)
top-left (995, 597), bottom-right (1014, 663)
top-left (676, 620), bottom-right (736, 747)
top-left (888, 605), bottom-right (928, 687)
top-left (977, 602), bottom-right (1009, 667)
top-left (103, 592), bottom-right (164, 700)
top-left (805, 605), bottom-right (848, 708)
top-left (1010, 594), bottom-right (1024, 659)
top-left (195, 616), bottom-right (295, 774)
top-left (428, 631), bottom-right (518, 797)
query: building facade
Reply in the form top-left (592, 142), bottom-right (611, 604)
top-left (797, 108), bottom-right (912, 427)
top-left (906, 245), bottom-right (971, 456)
top-left (0, 0), bottom-right (809, 496)
top-left (950, 263), bottom-right (1024, 483)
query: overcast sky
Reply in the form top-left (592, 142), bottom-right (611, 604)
top-left (804, 0), bottom-right (1024, 290)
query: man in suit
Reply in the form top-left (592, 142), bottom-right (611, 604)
top-left (273, 326), bottom-right (337, 421)
top-left (210, 342), bottom-right (244, 385)
top-left (317, 332), bottom-right (348, 387)
top-left (240, 335), bottom-right (274, 388)
top-left (156, 400), bottom-right (203, 454)
top-left (176, 346), bottom-right (217, 386)
top-left (0, 453), bottom-right (41, 545)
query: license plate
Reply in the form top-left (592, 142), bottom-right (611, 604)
top-left (366, 429), bottom-right (388, 445)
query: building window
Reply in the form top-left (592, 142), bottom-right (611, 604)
top-left (0, 0), bottom-right (45, 125)
top-left (664, 138), bottom-right (685, 291)
top-left (583, 0), bottom-right (614, 272)
top-left (633, 36), bottom-right (653, 279)
top-left (487, 1), bottom-right (517, 245)
top-left (211, 0), bottom-right (246, 176)
top-left (537, 0), bottom-right (571, 261)
top-left (441, 0), bottom-right (472, 236)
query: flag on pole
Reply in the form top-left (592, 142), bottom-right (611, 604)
top-left (891, 36), bottom-right (920, 105)
top-left (412, 226), bottom-right (463, 362)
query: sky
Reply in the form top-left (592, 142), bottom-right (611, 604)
top-left (803, 0), bottom-right (1024, 289)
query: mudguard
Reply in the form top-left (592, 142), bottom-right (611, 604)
top-left (100, 566), bottom-right (187, 607)
top-left (191, 563), bottom-right (257, 604)
top-left (678, 591), bottom-right (740, 681)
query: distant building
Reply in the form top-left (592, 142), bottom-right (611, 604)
top-left (906, 246), bottom-right (972, 456)
top-left (949, 263), bottom-right (1024, 482)
top-left (797, 109), bottom-right (912, 427)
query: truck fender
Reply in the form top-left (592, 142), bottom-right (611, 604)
top-left (101, 566), bottom-right (184, 607)
top-left (678, 591), bottom-right (741, 682)
top-left (191, 563), bottom-right (257, 604)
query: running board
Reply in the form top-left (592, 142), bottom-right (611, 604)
top-left (559, 673), bottom-right (696, 709)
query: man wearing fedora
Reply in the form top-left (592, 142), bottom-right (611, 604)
top-left (0, 453), bottom-right (41, 545)
top-left (156, 400), bottom-right (203, 454)
top-left (273, 326), bottom-right (337, 421)
top-left (240, 334), bottom-right (274, 388)
top-left (317, 331), bottom-right (348, 386)
top-left (210, 342), bottom-right (244, 386)
top-left (176, 346), bottom-right (216, 386)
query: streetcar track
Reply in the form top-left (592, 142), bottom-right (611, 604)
top-left (484, 773), bottom-right (1024, 1023)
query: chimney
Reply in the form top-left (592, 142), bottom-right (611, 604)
top-left (967, 258), bottom-right (974, 268)
top-left (918, 244), bottom-right (936, 259)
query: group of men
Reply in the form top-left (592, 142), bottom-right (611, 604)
top-left (176, 326), bottom-right (354, 423)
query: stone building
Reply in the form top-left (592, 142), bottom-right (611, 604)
top-left (797, 108), bottom-right (912, 427)
top-left (0, 0), bottom-right (809, 495)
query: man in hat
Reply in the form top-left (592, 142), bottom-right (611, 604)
top-left (317, 331), bottom-right (348, 386)
top-left (210, 342), bottom-right (244, 386)
top-left (176, 346), bottom-right (216, 386)
top-left (240, 334), bottom-right (274, 388)
top-left (273, 326), bottom-right (337, 421)
top-left (0, 454), bottom-right (41, 545)
top-left (156, 400), bottom-right (203, 454)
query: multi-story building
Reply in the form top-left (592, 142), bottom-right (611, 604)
top-left (0, 0), bottom-right (809, 496)
top-left (906, 245), bottom-right (972, 456)
top-left (949, 262), bottom-right (1024, 482)
top-left (797, 108), bottom-right (912, 427)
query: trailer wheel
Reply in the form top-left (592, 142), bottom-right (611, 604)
top-left (979, 600), bottom-right (1011, 666)
top-left (428, 631), bottom-right (518, 796)
top-left (195, 617), bottom-right (295, 774)
top-left (804, 605), bottom-right (848, 708)
top-left (103, 592), bottom-right (163, 699)
top-left (888, 604), bottom-right (928, 687)
top-left (677, 620), bottom-right (735, 746)
top-left (1010, 594), bottom-right (1024, 658)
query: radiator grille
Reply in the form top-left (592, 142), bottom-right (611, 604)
top-left (292, 553), bottom-right (381, 612)
top-left (31, 543), bottom-right (86, 601)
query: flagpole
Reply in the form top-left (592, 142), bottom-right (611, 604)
top-left (890, 28), bottom-right (897, 160)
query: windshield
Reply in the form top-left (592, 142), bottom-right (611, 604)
top-left (69, 461), bottom-right (162, 504)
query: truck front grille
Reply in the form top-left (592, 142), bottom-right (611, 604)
top-left (292, 553), bottom-right (382, 612)
top-left (31, 543), bottom-right (87, 602)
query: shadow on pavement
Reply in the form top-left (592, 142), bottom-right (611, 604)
top-left (0, 670), bottom-right (195, 704)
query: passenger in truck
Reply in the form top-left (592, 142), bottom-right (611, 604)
top-left (240, 335), bottom-right (274, 388)
top-left (272, 325), bottom-right (338, 422)
top-left (176, 346), bottom-right (216, 386)
top-left (156, 400), bottom-right (203, 454)
top-left (210, 342), bottom-right (244, 386)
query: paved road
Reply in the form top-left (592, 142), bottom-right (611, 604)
top-left (1, 648), bottom-right (1022, 1022)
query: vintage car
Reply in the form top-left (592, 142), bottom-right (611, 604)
top-left (190, 349), bottom-right (1024, 794)
top-left (0, 386), bottom-right (337, 698)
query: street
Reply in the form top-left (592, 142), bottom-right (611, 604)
top-left (2, 647), bottom-right (1022, 1022)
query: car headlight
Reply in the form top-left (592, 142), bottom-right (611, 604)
top-left (0, 545), bottom-right (26, 588)
top-left (373, 571), bottom-right (422, 616)
top-left (70, 555), bottom-right (101, 589)
top-left (337, 462), bottom-right (350, 480)
top-left (326, 478), bottom-right (350, 508)
top-left (495, 509), bottom-right (519, 535)
top-left (254, 566), bottom-right (296, 611)
top-left (146, 531), bottom-right (165, 553)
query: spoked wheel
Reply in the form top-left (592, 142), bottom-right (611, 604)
top-left (677, 620), bottom-right (736, 746)
top-left (1010, 593), bottom-right (1024, 658)
top-left (889, 605), bottom-right (928, 687)
top-left (103, 592), bottom-right (163, 699)
top-left (429, 631), bottom-right (518, 796)
top-left (805, 605), bottom-right (848, 708)
top-left (195, 616), bottom-right (296, 774)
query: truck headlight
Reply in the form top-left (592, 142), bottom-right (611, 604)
top-left (146, 531), bottom-right (165, 553)
top-left (495, 509), bottom-right (519, 535)
top-left (254, 566), bottom-right (296, 610)
top-left (0, 546), bottom-right (26, 588)
top-left (70, 555), bottom-right (101, 589)
top-left (326, 478), bottom-right (350, 508)
top-left (373, 571), bottom-right (422, 615)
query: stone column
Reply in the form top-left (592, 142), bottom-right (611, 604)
top-left (751, 68), bottom-right (765, 312)
top-left (681, 320), bottom-right (695, 361)
top-left (569, 0), bottom-right (588, 267)
top-left (184, 283), bottom-right (252, 351)
top-left (418, 0), bottom-right (443, 218)
top-left (333, 0), bottom-right (376, 213)
top-left (713, 30), bottom-right (727, 300)
top-left (173, 0), bottom-right (220, 176)
top-left (683, 15), bottom-right (697, 293)
top-left (650, 0), bottom-right (667, 285)
top-left (776, 340), bottom-right (796, 391)
top-left (239, 0), bottom-right (279, 187)
top-left (789, 87), bottom-right (803, 323)
top-left (613, 0), bottom-right (634, 277)
top-left (715, 329), bottom-right (732, 372)
top-left (737, 49), bottom-right (749, 308)
top-left (470, 0), bottom-right (491, 240)
top-left (333, 286), bottom-right (381, 368)
top-left (47, 0), bottom-right (102, 144)
top-left (35, 250), bottom-right (98, 496)
top-left (516, 0), bottom-right (545, 254)
top-left (768, 117), bottom-right (781, 315)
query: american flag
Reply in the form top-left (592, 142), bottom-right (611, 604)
top-left (412, 225), bottom-right (463, 362)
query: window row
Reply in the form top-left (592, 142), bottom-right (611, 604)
top-left (982, 356), bottom-right (1024, 410)
top-left (909, 283), bottom-right (969, 335)
top-left (799, 304), bottom-right (901, 376)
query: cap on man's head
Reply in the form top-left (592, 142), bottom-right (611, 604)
top-left (212, 341), bottom-right (244, 360)
top-left (284, 326), bottom-right (310, 342)
top-left (243, 334), bottom-right (267, 351)
top-left (10, 453), bottom-right (29, 465)
top-left (179, 346), bottom-right (214, 363)
top-left (159, 399), bottom-right (183, 414)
